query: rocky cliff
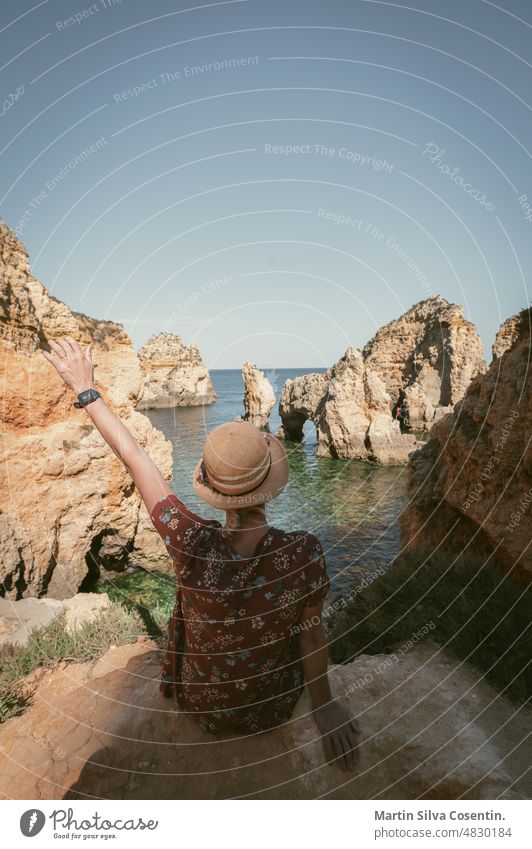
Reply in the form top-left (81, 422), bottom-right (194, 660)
top-left (0, 638), bottom-right (528, 799)
top-left (362, 296), bottom-right (487, 430)
top-left (278, 349), bottom-right (420, 464)
top-left (136, 332), bottom-right (215, 409)
top-left (400, 309), bottom-right (531, 576)
top-left (237, 361), bottom-right (276, 428)
top-left (492, 312), bottom-right (522, 360)
top-left (0, 221), bottom-right (173, 599)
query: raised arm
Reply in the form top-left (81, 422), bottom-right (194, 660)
top-left (40, 336), bottom-right (173, 517)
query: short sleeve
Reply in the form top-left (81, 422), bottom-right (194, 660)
top-left (150, 492), bottom-right (220, 568)
top-left (303, 534), bottom-right (329, 608)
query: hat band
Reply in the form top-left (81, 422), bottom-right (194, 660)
top-left (200, 452), bottom-right (272, 497)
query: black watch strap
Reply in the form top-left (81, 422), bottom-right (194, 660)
top-left (73, 388), bottom-right (102, 408)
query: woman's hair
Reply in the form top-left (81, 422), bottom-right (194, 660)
top-left (223, 505), bottom-right (267, 539)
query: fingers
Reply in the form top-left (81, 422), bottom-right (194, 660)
top-left (322, 734), bottom-right (335, 765)
top-left (327, 730), bottom-right (360, 772)
top-left (329, 732), bottom-right (346, 770)
top-left (340, 734), bottom-right (355, 771)
top-left (46, 337), bottom-right (86, 359)
top-left (65, 336), bottom-right (82, 356)
top-left (350, 717), bottom-right (361, 736)
top-left (54, 338), bottom-right (72, 357)
top-left (48, 339), bottom-right (67, 358)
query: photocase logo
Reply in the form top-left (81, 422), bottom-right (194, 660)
top-left (20, 809), bottom-right (46, 836)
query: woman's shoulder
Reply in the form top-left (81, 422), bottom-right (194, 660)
top-left (270, 527), bottom-right (324, 554)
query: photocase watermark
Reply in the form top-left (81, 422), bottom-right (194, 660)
top-left (1, 84), bottom-right (24, 118)
top-left (317, 209), bottom-right (434, 296)
top-left (13, 136), bottom-right (108, 237)
top-left (264, 143), bottom-right (394, 172)
top-left (20, 809), bottom-right (46, 837)
top-left (422, 143), bottom-right (495, 211)
top-left (113, 56), bottom-right (260, 103)
top-left (291, 566), bottom-right (385, 635)
top-left (343, 621), bottom-right (436, 696)
top-left (505, 487), bottom-right (532, 533)
top-left (516, 192), bottom-right (532, 223)
top-left (56, 0), bottom-right (123, 31)
top-left (462, 410), bottom-right (519, 511)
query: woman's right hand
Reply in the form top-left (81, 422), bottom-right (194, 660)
top-left (312, 698), bottom-right (361, 772)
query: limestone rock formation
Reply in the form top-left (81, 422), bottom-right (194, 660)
top-left (0, 221), bottom-right (173, 600)
top-left (278, 349), bottom-right (420, 464)
top-left (492, 312), bottom-right (522, 360)
top-left (277, 372), bottom-right (329, 440)
top-left (0, 592), bottom-right (110, 648)
top-left (400, 309), bottom-right (531, 577)
top-left (363, 296), bottom-right (487, 430)
top-left (238, 361), bottom-right (275, 428)
top-left (0, 639), bottom-right (528, 799)
top-left (136, 332), bottom-right (215, 409)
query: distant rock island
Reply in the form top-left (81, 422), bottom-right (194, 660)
top-left (278, 347), bottom-right (420, 464)
top-left (238, 361), bottom-right (276, 428)
top-left (273, 296), bottom-right (487, 464)
top-left (136, 331), bottom-right (215, 410)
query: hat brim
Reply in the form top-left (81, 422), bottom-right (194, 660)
top-left (192, 432), bottom-right (289, 509)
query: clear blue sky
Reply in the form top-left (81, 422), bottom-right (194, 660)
top-left (1, 0), bottom-right (530, 367)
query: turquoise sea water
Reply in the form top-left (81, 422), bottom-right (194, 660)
top-left (143, 368), bottom-right (409, 597)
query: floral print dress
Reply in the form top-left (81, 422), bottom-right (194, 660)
top-left (150, 493), bottom-right (329, 735)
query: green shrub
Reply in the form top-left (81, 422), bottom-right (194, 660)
top-left (328, 552), bottom-right (531, 704)
top-left (0, 602), bottom-right (144, 724)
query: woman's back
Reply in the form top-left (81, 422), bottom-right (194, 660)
top-left (151, 493), bottom-right (328, 734)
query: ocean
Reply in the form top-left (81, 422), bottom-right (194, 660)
top-left (145, 368), bottom-right (409, 596)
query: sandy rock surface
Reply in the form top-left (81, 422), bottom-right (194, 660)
top-left (0, 639), bottom-right (528, 800)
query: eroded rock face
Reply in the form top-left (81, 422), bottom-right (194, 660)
top-left (238, 361), bottom-right (275, 428)
top-left (400, 310), bottom-right (532, 576)
top-left (317, 348), bottom-right (420, 463)
top-left (278, 349), bottom-right (419, 464)
top-left (136, 332), bottom-right (215, 409)
top-left (362, 296), bottom-right (487, 430)
top-left (0, 221), bottom-right (173, 599)
top-left (278, 372), bottom-right (329, 440)
top-left (492, 312), bottom-right (522, 360)
top-left (0, 639), bottom-right (528, 799)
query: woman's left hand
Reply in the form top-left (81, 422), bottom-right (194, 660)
top-left (312, 698), bottom-right (361, 772)
top-left (40, 337), bottom-right (94, 396)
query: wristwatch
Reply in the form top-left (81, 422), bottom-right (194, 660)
top-left (73, 388), bottom-right (102, 408)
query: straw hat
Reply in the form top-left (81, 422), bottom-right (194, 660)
top-left (193, 421), bottom-right (289, 509)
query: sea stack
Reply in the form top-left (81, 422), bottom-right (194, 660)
top-left (238, 361), bottom-right (276, 428)
top-left (278, 348), bottom-right (421, 464)
top-left (136, 332), bottom-right (216, 409)
top-left (362, 296), bottom-right (487, 431)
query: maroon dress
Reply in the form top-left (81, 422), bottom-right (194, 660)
top-left (150, 493), bottom-right (329, 734)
